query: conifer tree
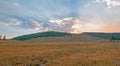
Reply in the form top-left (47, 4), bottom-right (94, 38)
top-left (0, 35), bottom-right (1, 40)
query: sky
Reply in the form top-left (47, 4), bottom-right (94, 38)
top-left (0, 0), bottom-right (120, 38)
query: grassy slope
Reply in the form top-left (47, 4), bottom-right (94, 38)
top-left (27, 34), bottom-right (107, 42)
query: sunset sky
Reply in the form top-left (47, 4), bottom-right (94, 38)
top-left (0, 0), bottom-right (120, 38)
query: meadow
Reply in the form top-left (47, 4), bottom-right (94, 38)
top-left (0, 40), bottom-right (120, 66)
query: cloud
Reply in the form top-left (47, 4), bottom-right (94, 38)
top-left (95, 0), bottom-right (120, 8)
top-left (49, 17), bottom-right (73, 32)
top-left (49, 17), bottom-right (73, 26)
top-left (49, 17), bottom-right (104, 33)
top-left (8, 21), bottom-right (21, 26)
top-left (24, 20), bottom-right (42, 30)
top-left (1, 19), bottom-right (21, 27)
top-left (71, 18), bottom-right (104, 33)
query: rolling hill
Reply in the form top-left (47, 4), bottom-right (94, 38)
top-left (12, 31), bottom-right (71, 41)
top-left (12, 31), bottom-right (120, 42)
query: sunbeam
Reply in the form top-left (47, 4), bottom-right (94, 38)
top-left (0, 0), bottom-right (120, 38)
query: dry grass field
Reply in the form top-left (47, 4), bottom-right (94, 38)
top-left (0, 40), bottom-right (120, 66)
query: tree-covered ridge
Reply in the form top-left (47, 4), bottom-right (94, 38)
top-left (12, 31), bottom-right (71, 41)
top-left (12, 31), bottom-right (120, 41)
top-left (84, 32), bottom-right (120, 40)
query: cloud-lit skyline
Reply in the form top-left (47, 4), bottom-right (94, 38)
top-left (0, 0), bottom-right (120, 38)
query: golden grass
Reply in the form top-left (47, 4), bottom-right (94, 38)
top-left (0, 40), bottom-right (120, 66)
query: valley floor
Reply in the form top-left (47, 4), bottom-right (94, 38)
top-left (0, 40), bottom-right (120, 66)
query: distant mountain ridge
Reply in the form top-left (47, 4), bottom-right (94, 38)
top-left (12, 31), bottom-right (120, 41)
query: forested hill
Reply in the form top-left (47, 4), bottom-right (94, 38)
top-left (12, 31), bottom-right (120, 41)
top-left (12, 31), bottom-right (71, 41)
top-left (83, 32), bottom-right (120, 40)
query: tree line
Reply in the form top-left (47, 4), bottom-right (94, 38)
top-left (110, 36), bottom-right (119, 42)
